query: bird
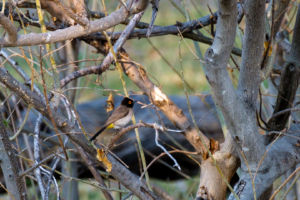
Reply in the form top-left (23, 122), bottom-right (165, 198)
top-left (89, 97), bottom-right (135, 142)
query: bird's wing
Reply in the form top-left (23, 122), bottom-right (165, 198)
top-left (104, 106), bottom-right (130, 126)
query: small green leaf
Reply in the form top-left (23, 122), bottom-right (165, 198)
top-left (3, 120), bottom-right (10, 127)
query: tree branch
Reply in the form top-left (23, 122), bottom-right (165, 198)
top-left (51, 0), bottom-right (88, 26)
top-left (40, 0), bottom-right (75, 25)
top-left (237, 0), bottom-right (265, 108)
top-left (197, 134), bottom-right (240, 200)
top-left (0, 13), bottom-right (18, 45)
top-left (200, 0), bottom-right (243, 198)
top-left (118, 49), bottom-right (211, 156)
top-left (0, 67), bottom-right (160, 200)
top-left (75, 143), bottom-right (114, 200)
top-left (266, 4), bottom-right (300, 139)
top-left (80, 23), bottom-right (242, 56)
top-left (0, 0), bottom-right (148, 47)
top-left (0, 113), bottom-right (27, 200)
top-left (260, 0), bottom-right (291, 81)
top-left (229, 126), bottom-right (300, 200)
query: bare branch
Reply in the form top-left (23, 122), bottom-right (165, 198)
top-left (61, 11), bottom-right (146, 88)
top-left (237, 0), bottom-right (265, 107)
top-left (260, 0), bottom-right (291, 81)
top-left (0, 0), bottom-right (148, 47)
top-left (69, 0), bottom-right (88, 19)
top-left (118, 49), bottom-right (211, 156)
top-left (0, 49), bottom-right (44, 99)
top-left (229, 126), bottom-right (300, 200)
top-left (51, 0), bottom-right (89, 26)
top-left (267, 5), bottom-right (300, 136)
top-left (0, 113), bottom-right (27, 200)
top-left (146, 0), bottom-right (159, 37)
top-left (0, 13), bottom-right (18, 45)
top-left (33, 113), bottom-right (46, 199)
top-left (75, 143), bottom-right (114, 200)
top-left (40, 0), bottom-right (75, 25)
top-left (81, 15), bottom-right (243, 55)
top-left (197, 134), bottom-right (240, 200)
top-left (0, 68), bottom-right (161, 200)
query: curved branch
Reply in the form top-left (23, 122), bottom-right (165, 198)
top-left (0, 13), bottom-right (18, 45)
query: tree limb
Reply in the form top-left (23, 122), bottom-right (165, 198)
top-left (266, 4), bottom-right (300, 137)
top-left (197, 134), bottom-right (240, 200)
top-left (0, 113), bottom-right (27, 200)
top-left (0, 67), bottom-right (160, 200)
top-left (260, 0), bottom-right (291, 81)
top-left (0, 13), bottom-right (18, 45)
top-left (51, 0), bottom-right (88, 26)
top-left (237, 0), bottom-right (265, 108)
top-left (75, 143), bottom-right (114, 200)
top-left (0, 0), bottom-right (148, 47)
top-left (229, 126), bottom-right (300, 200)
top-left (200, 0), bottom-right (243, 198)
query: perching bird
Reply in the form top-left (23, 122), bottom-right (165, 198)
top-left (89, 97), bottom-right (135, 142)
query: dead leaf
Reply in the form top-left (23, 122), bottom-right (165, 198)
top-left (106, 93), bottom-right (114, 112)
top-left (263, 41), bottom-right (273, 56)
top-left (227, 68), bottom-right (234, 73)
top-left (97, 149), bottom-right (112, 172)
top-left (210, 138), bottom-right (219, 155)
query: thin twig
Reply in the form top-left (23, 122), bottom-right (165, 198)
top-left (33, 113), bottom-right (46, 200)
top-left (154, 125), bottom-right (181, 170)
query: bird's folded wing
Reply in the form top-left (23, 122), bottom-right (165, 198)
top-left (104, 106), bottom-right (130, 126)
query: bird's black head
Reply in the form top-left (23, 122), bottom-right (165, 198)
top-left (121, 97), bottom-right (135, 108)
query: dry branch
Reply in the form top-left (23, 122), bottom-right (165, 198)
top-left (0, 13), bottom-right (18, 45)
top-left (0, 0), bottom-right (148, 47)
top-left (229, 126), bottom-right (300, 200)
top-left (75, 143), bottom-right (114, 200)
top-left (0, 68), bottom-right (161, 200)
top-left (118, 49), bottom-right (211, 156)
top-left (199, 0), bottom-right (241, 198)
top-left (0, 114), bottom-right (27, 200)
top-left (267, 4), bottom-right (300, 137)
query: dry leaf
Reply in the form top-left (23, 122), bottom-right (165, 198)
top-left (263, 41), bottom-right (273, 56)
top-left (210, 138), bottom-right (219, 155)
top-left (227, 68), bottom-right (234, 73)
top-left (97, 149), bottom-right (112, 172)
top-left (106, 93), bottom-right (114, 112)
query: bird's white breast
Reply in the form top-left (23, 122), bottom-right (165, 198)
top-left (113, 109), bottom-right (133, 129)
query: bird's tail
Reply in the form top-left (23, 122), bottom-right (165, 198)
top-left (89, 125), bottom-right (108, 142)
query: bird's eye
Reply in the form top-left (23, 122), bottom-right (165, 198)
top-left (128, 101), bottom-right (131, 104)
